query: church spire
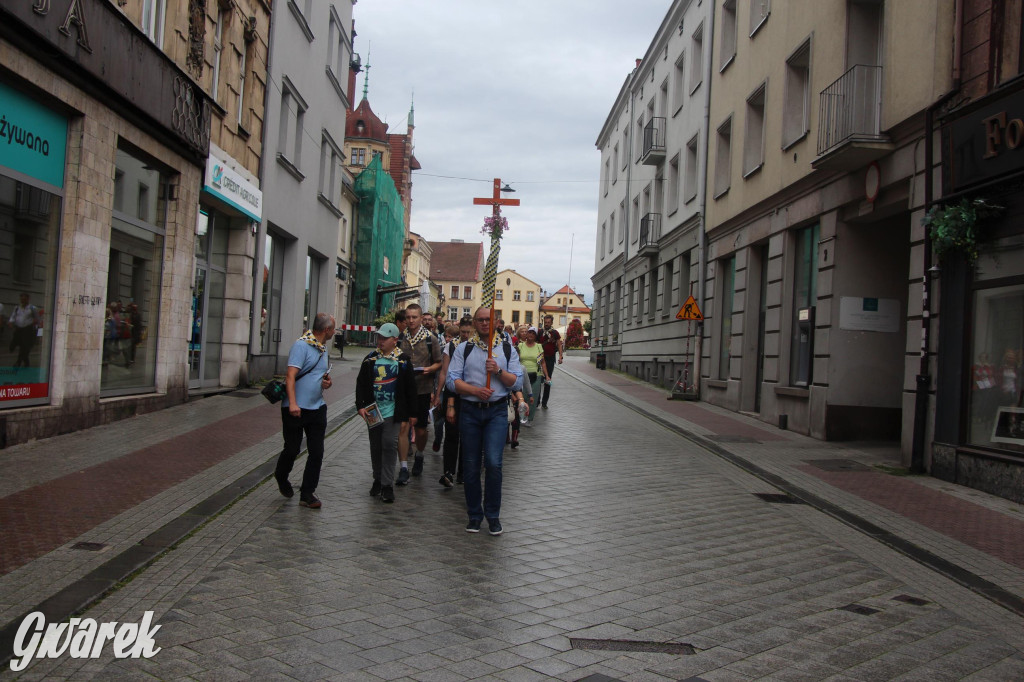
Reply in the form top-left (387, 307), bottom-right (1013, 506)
top-left (408, 91), bottom-right (415, 128)
top-left (362, 43), bottom-right (371, 100)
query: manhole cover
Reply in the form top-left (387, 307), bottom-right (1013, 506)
top-left (71, 542), bottom-right (107, 551)
top-left (753, 493), bottom-right (806, 505)
top-left (570, 638), bottom-right (696, 655)
top-left (839, 603), bottom-right (880, 616)
top-left (804, 459), bottom-right (871, 472)
top-left (892, 594), bottom-right (931, 606)
top-left (709, 435), bottom-right (761, 444)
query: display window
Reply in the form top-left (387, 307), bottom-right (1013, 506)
top-left (968, 234), bottom-right (1024, 454)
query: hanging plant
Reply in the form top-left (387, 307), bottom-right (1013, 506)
top-left (923, 197), bottom-right (1002, 265)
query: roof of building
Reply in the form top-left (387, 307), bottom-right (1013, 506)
top-left (539, 285), bottom-right (591, 314)
top-left (427, 240), bottom-right (484, 282)
top-left (346, 98), bottom-right (389, 141)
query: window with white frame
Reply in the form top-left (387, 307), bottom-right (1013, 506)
top-left (690, 23), bottom-right (704, 94)
top-left (720, 0), bottom-right (738, 70)
top-left (448, 306), bottom-right (458, 320)
top-left (750, 0), bottom-right (771, 36)
top-left (618, 201), bottom-right (626, 242)
top-left (513, 290), bottom-right (521, 301)
top-left (672, 50), bottom-right (686, 112)
top-left (462, 307), bottom-right (471, 318)
top-left (318, 131), bottom-right (344, 209)
top-left (714, 116), bottom-right (732, 198)
top-left (141, 0), bottom-right (165, 45)
top-left (278, 78), bottom-right (306, 171)
top-left (236, 45), bottom-right (248, 128)
top-left (667, 154), bottom-right (680, 215)
top-left (495, 289), bottom-right (503, 300)
top-left (463, 285), bottom-right (472, 299)
top-left (783, 39), bottom-right (811, 149)
top-left (684, 133), bottom-right (699, 203)
top-left (612, 144), bottom-right (619, 184)
top-left (351, 147), bottom-right (366, 166)
top-left (743, 83), bottom-right (767, 177)
top-left (526, 290), bottom-right (535, 302)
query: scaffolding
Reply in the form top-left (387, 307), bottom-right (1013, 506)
top-left (352, 155), bottom-right (406, 323)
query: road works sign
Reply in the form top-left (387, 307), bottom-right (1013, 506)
top-left (676, 296), bottom-right (703, 321)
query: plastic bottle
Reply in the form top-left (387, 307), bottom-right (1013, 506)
top-left (518, 401), bottom-right (528, 421)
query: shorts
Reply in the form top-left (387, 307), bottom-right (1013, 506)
top-left (412, 393), bottom-right (431, 425)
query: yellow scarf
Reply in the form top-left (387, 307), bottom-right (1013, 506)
top-left (300, 329), bottom-right (326, 353)
top-left (467, 332), bottom-right (501, 353)
top-left (369, 347), bottom-right (403, 362)
top-left (407, 325), bottom-right (431, 347)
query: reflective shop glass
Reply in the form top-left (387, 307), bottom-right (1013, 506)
top-left (0, 174), bottom-right (60, 406)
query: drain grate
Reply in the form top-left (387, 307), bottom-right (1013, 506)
top-left (71, 542), bottom-right (107, 551)
top-left (804, 458), bottom-right (871, 472)
top-left (839, 603), bottom-right (880, 616)
top-left (570, 638), bottom-right (696, 655)
top-left (892, 594), bottom-right (931, 606)
top-left (753, 492), bottom-right (806, 505)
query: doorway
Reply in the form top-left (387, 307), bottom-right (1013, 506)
top-left (189, 209), bottom-right (226, 389)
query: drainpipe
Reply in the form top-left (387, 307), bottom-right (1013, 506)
top-left (621, 64), bottom-right (638, 356)
top-left (693, 1), bottom-right (717, 396)
top-left (911, 0), bottom-right (963, 473)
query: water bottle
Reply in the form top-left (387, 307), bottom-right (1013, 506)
top-left (518, 401), bottom-right (528, 421)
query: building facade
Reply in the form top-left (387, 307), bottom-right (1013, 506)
top-left (0, 0), bottom-right (213, 443)
top-left (591, 0), bottom-right (714, 392)
top-left (251, 0), bottom-right (355, 379)
top-left (493, 269), bottom-right (542, 329)
top-left (932, 0), bottom-right (1024, 502)
top-left (540, 286), bottom-right (592, 337)
top-left (429, 240), bottom-right (484, 323)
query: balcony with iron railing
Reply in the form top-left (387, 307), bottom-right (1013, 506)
top-left (640, 117), bottom-right (666, 165)
top-left (638, 213), bottom-right (661, 257)
top-left (813, 64), bottom-right (893, 171)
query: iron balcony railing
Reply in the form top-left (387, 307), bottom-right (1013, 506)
top-left (639, 212), bottom-right (662, 251)
top-left (642, 117), bottom-right (667, 160)
top-left (817, 64), bottom-right (883, 156)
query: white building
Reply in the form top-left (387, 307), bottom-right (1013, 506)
top-left (251, 0), bottom-right (356, 377)
top-left (591, 0), bottom-right (714, 391)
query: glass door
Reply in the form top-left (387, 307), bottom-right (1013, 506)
top-left (189, 265), bottom-right (206, 386)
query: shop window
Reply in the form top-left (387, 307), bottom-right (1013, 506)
top-left (968, 235), bottom-right (1024, 452)
top-left (304, 253), bottom-right (323, 330)
top-left (719, 256), bottom-right (736, 379)
top-left (790, 223), bottom-right (819, 386)
top-left (103, 146), bottom-right (166, 396)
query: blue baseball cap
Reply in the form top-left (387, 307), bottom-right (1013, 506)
top-left (377, 323), bottom-right (400, 338)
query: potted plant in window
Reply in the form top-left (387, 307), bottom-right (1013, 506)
top-left (924, 197), bottom-right (1002, 265)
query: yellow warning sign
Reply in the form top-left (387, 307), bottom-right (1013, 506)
top-left (676, 296), bottom-right (703, 321)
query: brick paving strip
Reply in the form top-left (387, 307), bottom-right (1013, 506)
top-left (562, 363), bottom-right (1024, 619)
top-left (0, 364), bottom-right (362, 667)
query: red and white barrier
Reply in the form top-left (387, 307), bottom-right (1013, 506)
top-left (338, 324), bottom-right (377, 332)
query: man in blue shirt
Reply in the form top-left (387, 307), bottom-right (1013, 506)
top-left (275, 313), bottom-right (335, 509)
top-left (446, 307), bottom-right (523, 535)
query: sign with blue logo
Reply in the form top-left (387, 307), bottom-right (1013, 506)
top-left (203, 148), bottom-right (262, 222)
top-left (0, 81), bottom-right (67, 189)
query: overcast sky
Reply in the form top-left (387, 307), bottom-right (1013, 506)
top-left (350, 0), bottom-right (672, 306)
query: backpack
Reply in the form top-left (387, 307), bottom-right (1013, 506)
top-left (463, 339), bottom-right (513, 365)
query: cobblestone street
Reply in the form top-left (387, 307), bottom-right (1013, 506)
top-left (2, 357), bottom-right (1024, 680)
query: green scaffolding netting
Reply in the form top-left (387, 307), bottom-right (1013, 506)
top-left (352, 155), bottom-right (406, 324)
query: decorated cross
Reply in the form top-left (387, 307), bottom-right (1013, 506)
top-left (472, 178), bottom-right (520, 386)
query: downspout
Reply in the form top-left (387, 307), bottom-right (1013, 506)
top-left (621, 65), bottom-right (638, 350)
top-left (911, 0), bottom-right (962, 473)
top-left (693, 1), bottom-right (716, 396)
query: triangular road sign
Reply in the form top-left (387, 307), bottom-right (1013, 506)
top-left (676, 295), bottom-right (703, 321)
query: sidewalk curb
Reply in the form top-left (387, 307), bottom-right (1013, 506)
top-left (0, 405), bottom-right (359, 667)
top-left (562, 366), bottom-right (1024, 620)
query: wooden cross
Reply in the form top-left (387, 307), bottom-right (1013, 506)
top-left (472, 179), bottom-right (520, 388)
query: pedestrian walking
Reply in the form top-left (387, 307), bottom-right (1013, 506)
top-left (356, 323), bottom-right (417, 504)
top-left (398, 304), bottom-right (443, 481)
top-left (517, 326), bottom-right (549, 424)
top-left (274, 313), bottom-right (335, 509)
top-left (435, 318), bottom-right (472, 486)
top-left (446, 307), bottom-right (523, 535)
top-left (431, 323), bottom-right (459, 453)
top-left (539, 314), bottom-right (564, 409)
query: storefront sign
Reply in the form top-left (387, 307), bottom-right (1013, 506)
top-left (203, 151), bottom-right (262, 222)
top-left (0, 82), bottom-right (67, 188)
top-left (839, 297), bottom-right (900, 333)
top-left (945, 84), bottom-right (1024, 192)
top-left (0, 383), bottom-right (49, 402)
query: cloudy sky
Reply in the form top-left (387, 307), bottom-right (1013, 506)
top-left (351, 0), bottom-right (672, 306)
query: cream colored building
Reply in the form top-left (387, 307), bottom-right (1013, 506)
top-left (428, 240), bottom-right (484, 323)
top-left (335, 166), bottom-right (358, 327)
top-left (404, 231), bottom-right (440, 314)
top-left (492, 269), bottom-right (543, 329)
top-left (540, 286), bottom-right (592, 337)
top-left (701, 0), bottom-right (953, 449)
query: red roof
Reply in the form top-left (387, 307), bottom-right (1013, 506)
top-left (346, 98), bottom-right (389, 141)
top-left (428, 241), bottom-right (483, 282)
top-left (540, 285), bottom-right (591, 314)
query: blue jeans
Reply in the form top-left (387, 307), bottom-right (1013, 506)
top-left (459, 400), bottom-right (508, 521)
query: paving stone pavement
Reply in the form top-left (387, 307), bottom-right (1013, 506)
top-left (4, 358), bottom-right (1023, 681)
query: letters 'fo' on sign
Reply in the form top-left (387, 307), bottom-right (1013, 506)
top-left (676, 295), bottom-right (704, 321)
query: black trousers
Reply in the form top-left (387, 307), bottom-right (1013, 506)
top-left (276, 404), bottom-right (327, 496)
top-left (441, 389), bottom-right (462, 477)
top-left (541, 355), bottom-right (556, 406)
